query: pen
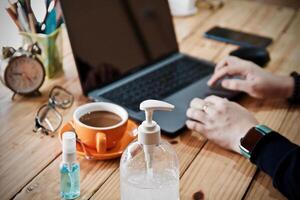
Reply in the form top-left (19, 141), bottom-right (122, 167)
top-left (42, 0), bottom-right (57, 34)
top-left (25, 0), bottom-right (36, 33)
top-left (55, 0), bottom-right (63, 28)
top-left (8, 0), bottom-right (18, 14)
top-left (5, 7), bottom-right (23, 31)
top-left (6, 0), bottom-right (62, 34)
top-left (16, 2), bottom-right (30, 32)
top-left (8, 3), bottom-right (17, 15)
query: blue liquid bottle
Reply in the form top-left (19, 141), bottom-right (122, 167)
top-left (60, 132), bottom-right (80, 199)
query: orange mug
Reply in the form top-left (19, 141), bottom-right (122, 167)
top-left (71, 102), bottom-right (128, 153)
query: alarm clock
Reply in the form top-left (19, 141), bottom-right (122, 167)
top-left (0, 43), bottom-right (45, 100)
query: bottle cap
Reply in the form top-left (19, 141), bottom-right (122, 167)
top-left (62, 132), bottom-right (76, 154)
top-left (138, 100), bottom-right (174, 145)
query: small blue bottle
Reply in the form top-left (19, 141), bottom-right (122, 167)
top-left (60, 132), bottom-right (80, 199)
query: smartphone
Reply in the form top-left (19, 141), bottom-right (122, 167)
top-left (204, 26), bottom-right (273, 48)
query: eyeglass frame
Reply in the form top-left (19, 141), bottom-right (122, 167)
top-left (33, 86), bottom-right (74, 135)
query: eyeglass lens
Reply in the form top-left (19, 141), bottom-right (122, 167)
top-left (49, 86), bottom-right (74, 109)
top-left (34, 86), bottom-right (74, 134)
top-left (37, 105), bottom-right (62, 133)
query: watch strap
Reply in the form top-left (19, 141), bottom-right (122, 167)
top-left (288, 71), bottom-right (300, 103)
top-left (255, 125), bottom-right (273, 135)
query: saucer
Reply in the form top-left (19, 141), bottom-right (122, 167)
top-left (59, 120), bottom-right (138, 160)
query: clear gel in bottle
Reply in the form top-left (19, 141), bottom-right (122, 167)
top-left (60, 132), bottom-right (80, 199)
top-left (120, 100), bottom-right (180, 200)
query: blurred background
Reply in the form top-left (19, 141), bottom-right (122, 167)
top-left (0, 0), bottom-right (299, 50)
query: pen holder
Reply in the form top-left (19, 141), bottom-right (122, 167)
top-left (20, 27), bottom-right (63, 78)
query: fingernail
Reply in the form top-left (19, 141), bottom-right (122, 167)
top-left (207, 79), bottom-right (212, 86)
top-left (185, 121), bottom-right (190, 127)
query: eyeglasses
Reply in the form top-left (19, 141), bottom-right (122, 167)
top-left (33, 86), bottom-right (74, 135)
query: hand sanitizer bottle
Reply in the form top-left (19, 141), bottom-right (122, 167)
top-left (120, 100), bottom-right (180, 200)
top-left (60, 132), bottom-right (80, 199)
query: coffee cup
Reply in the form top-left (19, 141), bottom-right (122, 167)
top-left (168, 0), bottom-right (198, 16)
top-left (71, 102), bottom-right (128, 153)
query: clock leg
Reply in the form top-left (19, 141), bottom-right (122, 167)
top-left (26, 90), bottom-right (42, 97)
top-left (34, 90), bottom-right (42, 97)
top-left (11, 93), bottom-right (17, 101)
top-left (11, 90), bottom-right (42, 100)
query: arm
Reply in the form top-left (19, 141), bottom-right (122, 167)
top-left (251, 132), bottom-right (300, 200)
top-left (186, 95), bottom-right (300, 199)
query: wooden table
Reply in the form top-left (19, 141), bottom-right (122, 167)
top-left (1, 0), bottom-right (299, 199)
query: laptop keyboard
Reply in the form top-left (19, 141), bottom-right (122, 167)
top-left (101, 56), bottom-right (214, 112)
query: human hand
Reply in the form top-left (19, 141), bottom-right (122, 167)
top-left (186, 95), bottom-right (258, 153)
top-left (207, 56), bottom-right (294, 99)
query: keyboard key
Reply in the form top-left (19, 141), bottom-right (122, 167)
top-left (101, 56), bottom-right (214, 111)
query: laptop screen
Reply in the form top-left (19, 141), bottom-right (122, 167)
top-left (60, 0), bottom-right (178, 94)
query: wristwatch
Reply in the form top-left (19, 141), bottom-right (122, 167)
top-left (239, 125), bottom-right (273, 159)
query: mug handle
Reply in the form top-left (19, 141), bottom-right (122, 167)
top-left (96, 132), bottom-right (107, 153)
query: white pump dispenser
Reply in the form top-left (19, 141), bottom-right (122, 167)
top-left (138, 100), bottom-right (174, 173)
top-left (138, 99), bottom-right (174, 145)
top-left (120, 100), bottom-right (179, 200)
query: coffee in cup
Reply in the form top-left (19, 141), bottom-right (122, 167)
top-left (79, 111), bottom-right (122, 128)
top-left (71, 102), bottom-right (128, 153)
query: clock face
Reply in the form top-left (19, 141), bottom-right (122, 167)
top-left (4, 56), bottom-right (45, 94)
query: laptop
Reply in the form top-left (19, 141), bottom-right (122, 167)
top-left (60, 0), bottom-right (239, 136)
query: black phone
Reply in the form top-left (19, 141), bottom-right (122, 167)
top-left (204, 26), bottom-right (273, 48)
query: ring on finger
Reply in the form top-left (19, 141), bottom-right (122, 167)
top-left (201, 103), bottom-right (210, 112)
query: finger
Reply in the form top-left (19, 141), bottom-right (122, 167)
top-left (186, 108), bottom-right (209, 124)
top-left (214, 58), bottom-right (228, 72)
top-left (208, 56), bottom-right (237, 85)
top-left (190, 98), bottom-right (215, 114)
top-left (186, 120), bottom-right (207, 134)
top-left (204, 95), bottom-right (226, 105)
top-left (214, 55), bottom-right (239, 70)
top-left (190, 97), bottom-right (205, 107)
top-left (215, 56), bottom-right (242, 72)
top-left (207, 65), bottom-right (246, 86)
top-left (221, 79), bottom-right (250, 92)
top-left (207, 59), bottom-right (227, 86)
